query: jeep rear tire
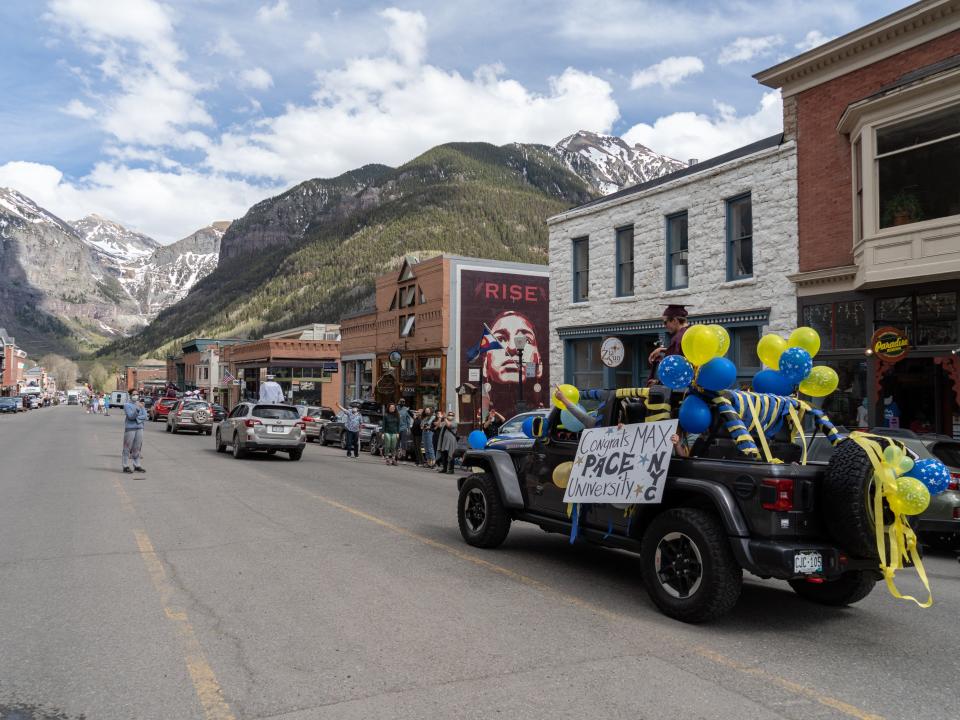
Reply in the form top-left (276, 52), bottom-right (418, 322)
top-left (640, 508), bottom-right (742, 623)
top-left (821, 439), bottom-right (887, 559)
top-left (457, 473), bottom-right (511, 548)
top-left (788, 570), bottom-right (876, 606)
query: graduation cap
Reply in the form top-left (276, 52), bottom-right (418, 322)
top-left (662, 304), bottom-right (689, 319)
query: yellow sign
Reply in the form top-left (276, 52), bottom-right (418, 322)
top-left (871, 327), bottom-right (910, 362)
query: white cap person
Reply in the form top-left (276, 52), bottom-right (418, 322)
top-left (259, 373), bottom-right (286, 404)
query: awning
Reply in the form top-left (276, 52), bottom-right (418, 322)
top-left (556, 308), bottom-right (770, 339)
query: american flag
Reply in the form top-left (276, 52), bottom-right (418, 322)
top-left (222, 369), bottom-right (236, 384)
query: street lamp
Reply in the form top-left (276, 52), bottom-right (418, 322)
top-left (514, 334), bottom-right (528, 413)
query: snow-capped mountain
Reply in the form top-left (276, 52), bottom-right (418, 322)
top-left (551, 131), bottom-right (687, 195)
top-left (72, 214), bottom-right (160, 265)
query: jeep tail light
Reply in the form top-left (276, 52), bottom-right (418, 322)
top-left (948, 473), bottom-right (960, 492)
top-left (761, 478), bottom-right (794, 511)
top-left (244, 418), bottom-right (262, 428)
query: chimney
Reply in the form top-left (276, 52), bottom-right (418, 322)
top-left (688, 158), bottom-right (698, 166)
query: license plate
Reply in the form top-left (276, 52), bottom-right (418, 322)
top-left (269, 425), bottom-right (286, 434)
top-left (794, 551), bottom-right (823, 574)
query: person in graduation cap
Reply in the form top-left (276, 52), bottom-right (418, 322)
top-left (647, 304), bottom-right (690, 386)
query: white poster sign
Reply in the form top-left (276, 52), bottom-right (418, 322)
top-left (562, 420), bottom-right (678, 504)
top-left (468, 368), bottom-right (480, 382)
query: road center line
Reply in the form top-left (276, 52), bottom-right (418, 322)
top-left (283, 480), bottom-right (884, 720)
top-left (113, 477), bottom-right (236, 720)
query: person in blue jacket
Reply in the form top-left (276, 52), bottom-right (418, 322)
top-left (122, 392), bottom-right (148, 474)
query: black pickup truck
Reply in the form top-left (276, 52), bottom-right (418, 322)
top-left (456, 387), bottom-right (884, 623)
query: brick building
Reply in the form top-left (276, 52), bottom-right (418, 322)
top-left (756, 0), bottom-right (960, 435)
top-left (122, 360), bottom-right (167, 393)
top-left (548, 136), bottom-right (798, 389)
top-left (1, 328), bottom-right (28, 396)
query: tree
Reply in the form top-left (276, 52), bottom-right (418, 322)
top-left (87, 362), bottom-right (109, 393)
top-left (39, 353), bottom-right (80, 389)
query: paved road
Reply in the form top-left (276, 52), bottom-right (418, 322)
top-left (1, 406), bottom-right (958, 720)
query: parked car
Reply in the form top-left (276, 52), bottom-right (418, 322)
top-left (26, 396), bottom-right (41, 410)
top-left (149, 398), bottom-right (178, 422)
top-left (0, 397), bottom-right (17, 414)
top-left (210, 404), bottom-right (227, 422)
top-left (13, 397), bottom-right (24, 412)
top-left (323, 410), bottom-right (381, 449)
top-left (166, 400), bottom-right (215, 435)
top-left (216, 402), bottom-right (305, 460)
top-left (109, 391), bottom-right (129, 408)
top-left (483, 409), bottom-right (551, 450)
top-left (296, 405), bottom-right (335, 442)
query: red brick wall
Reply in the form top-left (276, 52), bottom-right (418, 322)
top-left (796, 29), bottom-right (960, 272)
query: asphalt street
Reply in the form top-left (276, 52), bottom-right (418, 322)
top-left (1, 405), bottom-right (958, 720)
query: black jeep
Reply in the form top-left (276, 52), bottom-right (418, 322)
top-left (456, 386), bottom-right (885, 623)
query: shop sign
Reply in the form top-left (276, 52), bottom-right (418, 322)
top-left (468, 368), bottom-right (480, 382)
top-left (600, 337), bottom-right (625, 368)
top-left (871, 327), bottom-right (910, 362)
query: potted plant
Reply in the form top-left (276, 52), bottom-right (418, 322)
top-left (882, 191), bottom-right (923, 227)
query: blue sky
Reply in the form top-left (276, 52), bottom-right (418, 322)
top-left (0, 0), bottom-right (907, 242)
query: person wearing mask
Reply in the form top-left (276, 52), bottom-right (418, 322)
top-left (259, 374), bottom-right (286, 404)
top-left (122, 392), bottom-right (148, 474)
top-left (420, 407), bottom-right (436, 468)
top-left (336, 402), bottom-right (361, 458)
top-left (436, 411), bottom-right (459, 474)
top-left (483, 407), bottom-right (506, 438)
top-left (397, 399), bottom-right (413, 461)
top-left (410, 408), bottom-right (424, 466)
top-left (381, 403), bottom-right (401, 465)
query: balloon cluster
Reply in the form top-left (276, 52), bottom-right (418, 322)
top-left (553, 383), bottom-right (586, 432)
top-left (879, 444), bottom-right (952, 516)
top-left (754, 327), bottom-right (839, 398)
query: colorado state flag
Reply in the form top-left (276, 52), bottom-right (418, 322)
top-left (466, 324), bottom-right (503, 363)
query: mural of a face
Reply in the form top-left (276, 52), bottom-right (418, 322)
top-left (485, 311), bottom-right (542, 384)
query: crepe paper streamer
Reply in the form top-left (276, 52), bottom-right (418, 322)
top-left (603, 517), bottom-right (613, 540)
top-left (569, 503), bottom-right (580, 544)
top-left (849, 432), bottom-right (933, 608)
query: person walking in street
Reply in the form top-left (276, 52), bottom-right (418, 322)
top-left (420, 407), bottom-right (436, 468)
top-left (381, 403), bottom-right (401, 465)
top-left (436, 411), bottom-right (459, 474)
top-left (102, 393), bottom-right (110, 416)
top-left (122, 392), bottom-right (147, 474)
top-left (336, 402), bottom-right (361, 458)
top-left (259, 375), bottom-right (286, 404)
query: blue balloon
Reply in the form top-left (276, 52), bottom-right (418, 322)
top-left (657, 354), bottom-right (694, 390)
top-left (779, 347), bottom-right (813, 384)
top-left (468, 429), bottom-right (488, 450)
top-left (698, 357), bottom-right (737, 391)
top-left (752, 369), bottom-right (793, 395)
top-left (521, 416), bottom-right (536, 439)
top-left (913, 458), bottom-right (952, 495)
top-left (560, 407), bottom-right (585, 432)
top-left (679, 395), bottom-right (712, 434)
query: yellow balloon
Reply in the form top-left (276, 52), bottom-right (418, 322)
top-left (551, 383), bottom-right (580, 409)
top-left (708, 324), bottom-right (730, 357)
top-left (681, 325), bottom-right (720, 367)
top-left (887, 476), bottom-right (931, 516)
top-left (757, 334), bottom-right (787, 369)
top-left (797, 365), bottom-right (839, 398)
top-left (552, 461), bottom-right (574, 489)
top-left (788, 326), bottom-right (821, 358)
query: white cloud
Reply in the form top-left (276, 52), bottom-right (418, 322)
top-left (718, 35), bottom-right (784, 65)
top-left (795, 29), bottom-right (835, 51)
top-left (630, 56), bottom-right (704, 90)
top-left (204, 9), bottom-right (619, 183)
top-left (622, 91), bottom-right (783, 162)
top-left (46, 0), bottom-right (212, 149)
top-left (256, 0), bottom-right (289, 23)
top-left (239, 67), bottom-right (274, 91)
top-left (209, 29), bottom-right (244, 59)
top-left (0, 160), bottom-right (279, 244)
top-left (304, 31), bottom-right (325, 55)
top-left (61, 98), bottom-right (97, 119)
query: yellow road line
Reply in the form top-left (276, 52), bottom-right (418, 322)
top-left (113, 478), bottom-right (236, 720)
top-left (293, 485), bottom-right (884, 720)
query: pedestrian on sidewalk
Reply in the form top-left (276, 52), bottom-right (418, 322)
top-left (336, 402), bottom-right (361, 458)
top-left (397, 399), bottom-right (413, 462)
top-left (410, 408), bottom-right (423, 466)
top-left (122, 392), bottom-right (147, 474)
top-left (420, 407), bottom-right (436, 468)
top-left (381, 403), bottom-right (400, 465)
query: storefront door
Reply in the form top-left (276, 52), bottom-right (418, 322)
top-left (878, 357), bottom-right (951, 434)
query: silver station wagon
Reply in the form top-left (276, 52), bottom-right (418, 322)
top-left (216, 402), bottom-right (306, 461)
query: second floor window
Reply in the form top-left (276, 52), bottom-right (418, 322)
top-left (572, 236), bottom-right (589, 302)
top-left (666, 212), bottom-right (688, 290)
top-left (727, 194), bottom-right (753, 280)
top-left (615, 226), bottom-right (634, 297)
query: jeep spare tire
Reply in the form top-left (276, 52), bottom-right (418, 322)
top-left (821, 439), bottom-right (888, 559)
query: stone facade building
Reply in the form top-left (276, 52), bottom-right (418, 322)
top-left (756, 0), bottom-right (960, 436)
top-left (548, 135), bottom-right (798, 389)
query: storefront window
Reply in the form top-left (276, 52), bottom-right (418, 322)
top-left (420, 356), bottom-right (441, 383)
top-left (344, 360), bottom-right (358, 402)
top-left (877, 103), bottom-right (960, 229)
top-left (360, 360), bottom-right (373, 398)
top-left (817, 359), bottom-right (868, 430)
top-left (874, 296), bottom-right (913, 343)
top-left (802, 304), bottom-right (833, 350)
top-left (917, 292), bottom-right (958, 346)
top-left (569, 339), bottom-right (603, 390)
top-left (802, 301), bottom-right (865, 350)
